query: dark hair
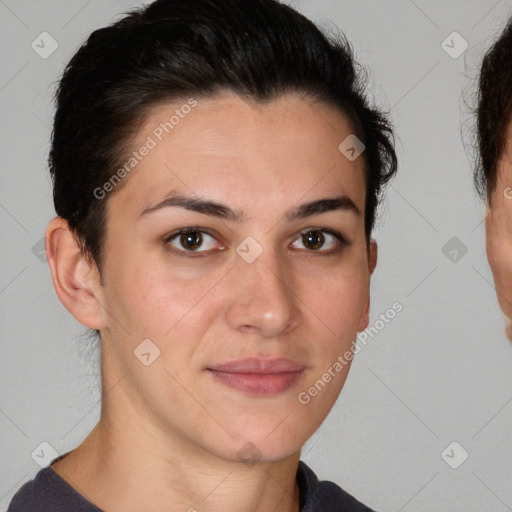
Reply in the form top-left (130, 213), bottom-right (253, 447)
top-left (475, 17), bottom-right (512, 202)
top-left (50, 0), bottom-right (397, 269)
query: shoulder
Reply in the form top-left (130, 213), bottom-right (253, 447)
top-left (7, 466), bottom-right (102, 512)
top-left (297, 460), bottom-right (378, 512)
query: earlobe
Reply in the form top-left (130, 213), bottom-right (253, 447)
top-left (357, 238), bottom-right (378, 332)
top-left (45, 216), bottom-right (107, 330)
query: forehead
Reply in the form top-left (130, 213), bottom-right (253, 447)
top-left (107, 92), bottom-right (366, 219)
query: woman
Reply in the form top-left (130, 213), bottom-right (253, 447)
top-left (474, 18), bottom-right (512, 340)
top-left (7, 0), bottom-right (397, 510)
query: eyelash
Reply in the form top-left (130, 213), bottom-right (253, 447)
top-left (163, 227), bottom-right (350, 258)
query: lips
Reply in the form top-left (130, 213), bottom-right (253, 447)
top-left (206, 357), bottom-right (305, 396)
top-left (208, 357), bottom-right (305, 374)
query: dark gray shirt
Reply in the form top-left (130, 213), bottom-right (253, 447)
top-left (7, 459), bottom-right (376, 511)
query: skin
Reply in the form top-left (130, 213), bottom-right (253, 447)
top-left (485, 120), bottom-right (512, 338)
top-left (46, 92), bottom-right (377, 512)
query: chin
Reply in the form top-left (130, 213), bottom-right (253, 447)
top-left (225, 441), bottom-right (300, 466)
top-left (219, 423), bottom-right (305, 465)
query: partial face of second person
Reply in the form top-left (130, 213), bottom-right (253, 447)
top-left (486, 120), bottom-right (512, 334)
top-left (55, 92), bottom-right (377, 465)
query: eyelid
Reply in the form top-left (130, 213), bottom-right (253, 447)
top-left (164, 227), bottom-right (221, 243)
top-left (297, 227), bottom-right (351, 245)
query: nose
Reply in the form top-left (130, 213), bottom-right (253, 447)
top-left (224, 245), bottom-right (301, 338)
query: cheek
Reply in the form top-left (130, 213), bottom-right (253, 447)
top-left (486, 237), bottom-right (512, 320)
top-left (305, 267), bottom-right (368, 335)
top-left (486, 207), bottom-right (512, 319)
top-left (102, 251), bottom-right (220, 340)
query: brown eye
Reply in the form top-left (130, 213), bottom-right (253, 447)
top-left (291, 228), bottom-right (347, 253)
top-left (180, 231), bottom-right (203, 250)
top-left (166, 230), bottom-right (218, 253)
top-left (302, 230), bottom-right (325, 250)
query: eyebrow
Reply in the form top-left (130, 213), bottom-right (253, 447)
top-left (138, 191), bottom-right (360, 221)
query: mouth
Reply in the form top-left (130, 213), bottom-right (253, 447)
top-left (206, 357), bottom-right (305, 396)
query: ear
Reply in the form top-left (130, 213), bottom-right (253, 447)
top-left (45, 216), bottom-right (107, 330)
top-left (357, 238), bottom-right (378, 332)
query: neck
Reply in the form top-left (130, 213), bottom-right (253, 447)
top-left (52, 394), bottom-right (302, 512)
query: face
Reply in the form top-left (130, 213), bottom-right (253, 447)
top-left (83, 92), bottom-right (375, 463)
top-left (486, 120), bottom-right (512, 335)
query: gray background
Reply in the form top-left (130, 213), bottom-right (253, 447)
top-left (1, 1), bottom-right (512, 511)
